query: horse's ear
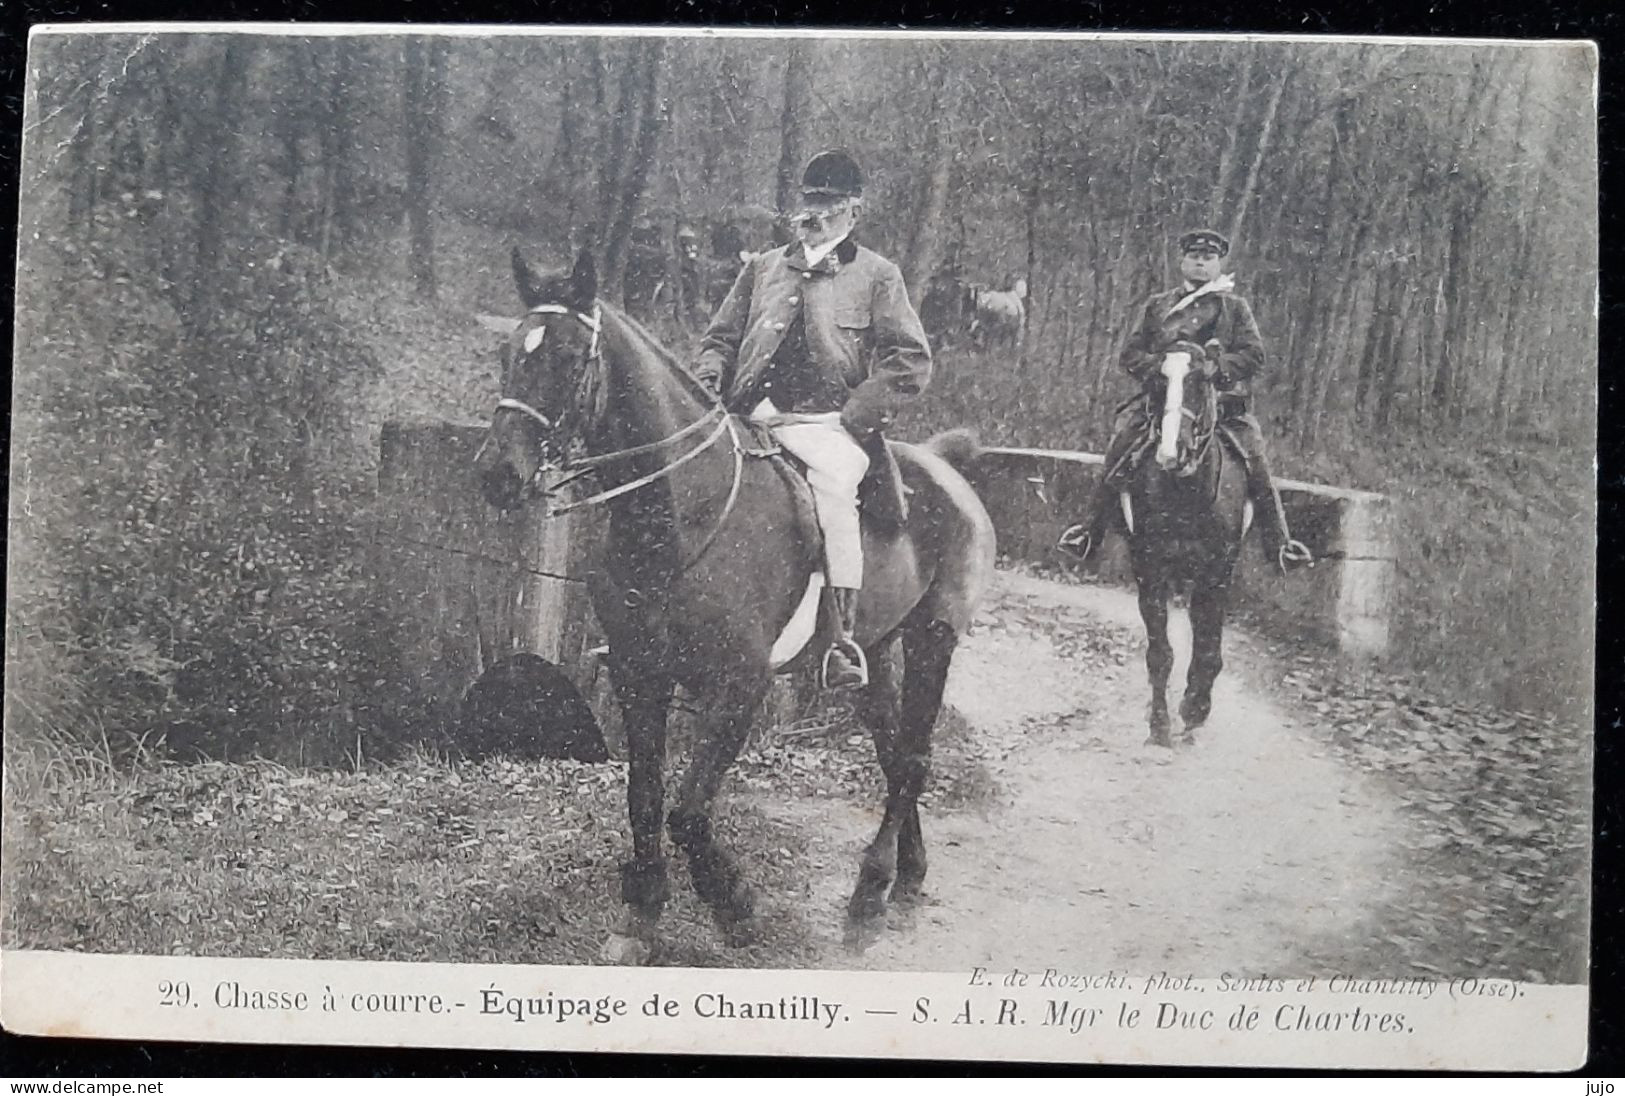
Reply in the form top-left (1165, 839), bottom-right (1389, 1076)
top-left (512, 246), bottom-right (543, 309)
top-left (569, 249), bottom-right (598, 310)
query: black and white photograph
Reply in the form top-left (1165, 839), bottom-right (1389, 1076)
top-left (1, 26), bottom-right (1597, 1069)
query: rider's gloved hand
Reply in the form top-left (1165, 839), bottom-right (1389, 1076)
top-left (1166, 340), bottom-right (1206, 364)
top-left (840, 397), bottom-right (890, 440)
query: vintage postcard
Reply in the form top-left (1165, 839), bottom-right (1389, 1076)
top-left (2, 25), bottom-right (1596, 1070)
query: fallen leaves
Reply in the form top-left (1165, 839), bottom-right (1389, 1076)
top-left (1259, 640), bottom-right (1589, 983)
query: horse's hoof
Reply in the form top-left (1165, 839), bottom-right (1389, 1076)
top-left (848, 856), bottom-right (895, 926)
top-left (1144, 734), bottom-right (1173, 749)
top-left (848, 882), bottom-right (887, 924)
top-left (891, 876), bottom-right (927, 906)
top-left (843, 912), bottom-right (885, 954)
top-left (600, 932), bottom-right (654, 966)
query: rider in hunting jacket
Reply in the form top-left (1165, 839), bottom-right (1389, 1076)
top-left (1059, 229), bottom-right (1312, 572)
top-left (694, 149), bottom-right (933, 690)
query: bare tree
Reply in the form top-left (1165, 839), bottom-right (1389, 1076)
top-left (904, 47), bottom-right (962, 295)
top-left (403, 37), bottom-right (449, 301)
top-left (774, 42), bottom-right (813, 218)
top-left (602, 40), bottom-right (669, 297)
top-left (189, 37), bottom-right (252, 320)
top-left (1226, 60), bottom-right (1287, 247)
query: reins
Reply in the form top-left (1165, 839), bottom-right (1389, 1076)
top-left (547, 411), bottom-right (735, 516)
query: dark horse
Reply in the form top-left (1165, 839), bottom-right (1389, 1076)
top-left (1116, 344), bottom-right (1251, 749)
top-left (475, 250), bottom-right (997, 962)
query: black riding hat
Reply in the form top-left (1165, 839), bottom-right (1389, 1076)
top-left (802, 149), bottom-right (865, 200)
top-left (1178, 229), bottom-right (1230, 257)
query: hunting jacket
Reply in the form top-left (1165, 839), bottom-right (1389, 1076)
top-left (1120, 285), bottom-right (1267, 402)
top-left (694, 237), bottom-right (932, 437)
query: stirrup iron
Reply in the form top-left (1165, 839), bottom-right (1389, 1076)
top-left (1277, 539), bottom-right (1314, 574)
top-left (1056, 523), bottom-right (1094, 560)
top-left (821, 638), bottom-right (869, 690)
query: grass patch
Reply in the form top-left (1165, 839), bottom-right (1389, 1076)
top-left (2, 689), bottom-right (994, 968)
top-left (4, 751), bottom-right (828, 967)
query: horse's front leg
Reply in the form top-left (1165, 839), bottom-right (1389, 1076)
top-left (667, 667), bottom-right (773, 946)
top-left (1137, 578), bottom-right (1175, 748)
top-left (1180, 581), bottom-right (1229, 742)
top-left (600, 663), bottom-right (673, 965)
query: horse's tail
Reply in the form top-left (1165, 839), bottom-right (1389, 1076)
top-left (923, 428), bottom-right (983, 474)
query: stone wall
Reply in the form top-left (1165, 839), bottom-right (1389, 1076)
top-left (964, 446), bottom-right (1396, 659)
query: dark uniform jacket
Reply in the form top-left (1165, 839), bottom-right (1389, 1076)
top-left (694, 237), bottom-right (932, 437)
top-left (1119, 285), bottom-right (1267, 402)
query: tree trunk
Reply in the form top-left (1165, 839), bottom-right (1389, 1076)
top-left (279, 122), bottom-right (302, 242)
top-left (550, 43), bottom-right (584, 235)
top-left (1431, 203), bottom-right (1475, 423)
top-left (774, 42), bottom-right (813, 218)
top-left (1424, 58), bottom-right (1499, 424)
top-left (1376, 280), bottom-right (1422, 432)
top-left (62, 49), bottom-right (108, 235)
top-left (275, 52), bottom-right (307, 242)
top-left (595, 44), bottom-right (636, 256)
top-left (905, 51), bottom-right (961, 296)
top-left (403, 38), bottom-right (447, 302)
top-left (1356, 263), bottom-right (1398, 418)
top-left (602, 41), bottom-right (668, 298)
top-left (1209, 49), bottom-right (1256, 224)
top-left (1496, 211), bottom-right (1552, 429)
top-left (318, 43), bottom-right (357, 264)
top-left (1305, 218), bottom-right (1373, 443)
top-left (1022, 125), bottom-right (1043, 357)
top-left (1288, 117), bottom-right (1348, 434)
top-left (1227, 63), bottom-right (1288, 245)
top-left (189, 38), bottom-right (252, 321)
top-left (703, 51), bottom-right (747, 197)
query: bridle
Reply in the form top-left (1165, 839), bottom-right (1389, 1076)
top-left (486, 301), bottom-right (746, 572)
top-left (491, 303), bottom-right (605, 439)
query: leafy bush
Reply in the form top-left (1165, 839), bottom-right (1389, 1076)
top-left (9, 195), bottom-right (436, 765)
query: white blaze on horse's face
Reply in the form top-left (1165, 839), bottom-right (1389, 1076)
top-left (1158, 351), bottom-right (1193, 469)
top-left (505, 307), bottom-right (599, 433)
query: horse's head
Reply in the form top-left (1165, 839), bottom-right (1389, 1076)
top-left (476, 247), bottom-right (604, 511)
top-left (1153, 349), bottom-right (1217, 474)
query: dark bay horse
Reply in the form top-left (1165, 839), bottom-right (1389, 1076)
top-left (1120, 346), bottom-right (1250, 748)
top-left (474, 249), bottom-right (997, 962)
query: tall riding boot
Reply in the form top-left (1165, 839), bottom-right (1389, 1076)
top-left (1249, 466), bottom-right (1313, 573)
top-left (821, 586), bottom-right (869, 691)
top-left (1059, 411), bottom-right (1145, 562)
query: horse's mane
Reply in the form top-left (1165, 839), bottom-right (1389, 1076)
top-left (596, 299), bottom-right (722, 410)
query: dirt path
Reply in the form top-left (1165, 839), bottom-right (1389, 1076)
top-left (749, 569), bottom-right (1414, 976)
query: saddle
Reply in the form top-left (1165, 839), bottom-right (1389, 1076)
top-left (736, 418), bottom-right (821, 564)
top-left (739, 417), bottom-right (911, 534)
top-left (735, 417), bottom-right (913, 672)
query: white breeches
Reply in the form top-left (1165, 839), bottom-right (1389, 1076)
top-left (751, 400), bottom-right (869, 588)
